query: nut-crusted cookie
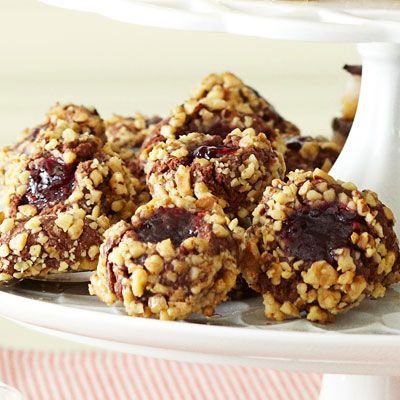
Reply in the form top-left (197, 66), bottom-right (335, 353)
top-left (3, 126), bottom-right (138, 221)
top-left (0, 106), bottom-right (142, 283)
top-left (241, 169), bottom-right (400, 323)
top-left (141, 72), bottom-right (298, 163)
top-left (17, 103), bottom-right (105, 157)
top-left (284, 135), bottom-right (340, 173)
top-left (146, 128), bottom-right (285, 220)
top-left (190, 72), bottom-right (299, 147)
top-left (90, 199), bottom-right (239, 320)
top-left (105, 114), bottom-right (161, 206)
top-left (332, 65), bottom-right (362, 149)
top-left (0, 210), bottom-right (108, 282)
top-left (0, 104), bottom-right (105, 185)
top-left (105, 113), bottom-right (161, 175)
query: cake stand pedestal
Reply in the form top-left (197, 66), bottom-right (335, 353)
top-left (330, 43), bottom-right (400, 236)
top-left (320, 375), bottom-right (400, 400)
top-left (31, 1), bottom-right (400, 399)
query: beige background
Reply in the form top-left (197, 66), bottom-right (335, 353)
top-left (0, 0), bottom-right (359, 351)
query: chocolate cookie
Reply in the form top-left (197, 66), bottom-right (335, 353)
top-left (105, 113), bottom-right (161, 175)
top-left (0, 104), bottom-right (142, 283)
top-left (90, 199), bottom-right (239, 320)
top-left (17, 103), bottom-right (105, 156)
top-left (241, 169), bottom-right (399, 323)
top-left (284, 135), bottom-right (340, 173)
top-left (140, 72), bottom-right (298, 164)
top-left (105, 114), bottom-right (161, 206)
top-left (0, 104), bottom-right (105, 185)
top-left (146, 128), bottom-right (285, 220)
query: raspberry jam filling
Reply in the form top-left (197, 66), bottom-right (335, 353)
top-left (137, 207), bottom-right (201, 247)
top-left (22, 157), bottom-right (76, 210)
top-left (192, 145), bottom-right (237, 161)
top-left (282, 204), bottom-right (362, 263)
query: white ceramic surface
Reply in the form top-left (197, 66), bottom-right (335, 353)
top-left (2, 280), bottom-right (400, 399)
top-left (1, 280), bottom-right (400, 374)
top-left (39, 0), bottom-right (400, 42)
top-left (319, 375), bottom-right (400, 400)
top-left (0, 384), bottom-right (22, 400)
top-left (12, 322), bottom-right (400, 400)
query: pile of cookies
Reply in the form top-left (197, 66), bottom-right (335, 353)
top-left (0, 71), bottom-right (398, 324)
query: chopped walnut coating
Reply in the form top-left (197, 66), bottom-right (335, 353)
top-left (0, 104), bottom-right (105, 185)
top-left (241, 169), bottom-right (400, 323)
top-left (90, 198), bottom-right (239, 320)
top-left (0, 211), bottom-right (107, 281)
top-left (140, 72), bottom-right (298, 164)
top-left (17, 104), bottom-right (105, 157)
top-left (105, 113), bottom-right (161, 166)
top-left (284, 135), bottom-right (340, 173)
top-left (105, 114), bottom-right (161, 206)
top-left (146, 128), bottom-right (285, 220)
top-left (190, 72), bottom-right (299, 143)
top-left (3, 130), bottom-right (139, 221)
top-left (0, 104), bottom-right (143, 283)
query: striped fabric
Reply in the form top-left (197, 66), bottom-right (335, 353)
top-left (0, 351), bottom-right (322, 400)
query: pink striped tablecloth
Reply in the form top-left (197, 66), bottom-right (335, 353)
top-left (0, 350), bottom-right (322, 400)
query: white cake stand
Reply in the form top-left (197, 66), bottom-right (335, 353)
top-left (21, 1), bottom-right (400, 398)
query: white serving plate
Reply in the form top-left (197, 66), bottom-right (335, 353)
top-left (40, 0), bottom-right (400, 42)
top-left (0, 279), bottom-right (400, 375)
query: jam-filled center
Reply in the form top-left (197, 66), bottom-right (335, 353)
top-left (282, 204), bottom-right (362, 263)
top-left (22, 157), bottom-right (76, 210)
top-left (137, 207), bottom-right (200, 247)
top-left (192, 145), bottom-right (237, 161)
